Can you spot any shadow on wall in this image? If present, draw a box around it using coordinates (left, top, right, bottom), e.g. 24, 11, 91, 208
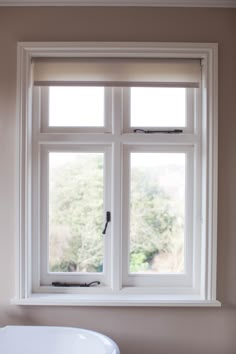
0, 305, 35, 327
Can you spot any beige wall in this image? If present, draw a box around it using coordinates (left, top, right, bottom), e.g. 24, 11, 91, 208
0, 7, 236, 354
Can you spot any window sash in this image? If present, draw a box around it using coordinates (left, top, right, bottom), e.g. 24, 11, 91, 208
39, 87, 112, 133
123, 87, 195, 133
32, 144, 112, 290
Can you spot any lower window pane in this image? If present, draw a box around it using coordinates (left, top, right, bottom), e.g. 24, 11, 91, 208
129, 152, 185, 274
48, 152, 104, 273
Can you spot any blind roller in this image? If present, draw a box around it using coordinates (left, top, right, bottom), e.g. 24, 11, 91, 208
33, 58, 201, 88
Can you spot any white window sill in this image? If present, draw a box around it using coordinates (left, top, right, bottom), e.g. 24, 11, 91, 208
11, 294, 221, 307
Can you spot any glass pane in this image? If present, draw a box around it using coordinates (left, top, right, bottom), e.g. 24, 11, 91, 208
49, 87, 104, 127
49, 152, 104, 273
129, 153, 185, 274
131, 87, 186, 127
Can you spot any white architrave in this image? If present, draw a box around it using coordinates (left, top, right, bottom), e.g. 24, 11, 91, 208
14, 42, 219, 306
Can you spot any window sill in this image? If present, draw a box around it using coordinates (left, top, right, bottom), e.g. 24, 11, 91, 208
11, 294, 221, 307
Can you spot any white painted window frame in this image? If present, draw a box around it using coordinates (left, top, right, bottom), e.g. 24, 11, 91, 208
31, 85, 113, 292
122, 145, 194, 289
37, 145, 112, 289
14, 42, 220, 306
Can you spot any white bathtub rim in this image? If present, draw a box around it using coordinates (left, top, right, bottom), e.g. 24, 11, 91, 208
0, 325, 120, 354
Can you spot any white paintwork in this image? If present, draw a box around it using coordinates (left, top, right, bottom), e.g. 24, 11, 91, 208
11, 294, 221, 306
0, 326, 120, 354
0, 0, 235, 6
16, 42, 218, 306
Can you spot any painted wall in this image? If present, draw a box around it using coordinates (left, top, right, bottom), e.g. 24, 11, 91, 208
0, 7, 236, 354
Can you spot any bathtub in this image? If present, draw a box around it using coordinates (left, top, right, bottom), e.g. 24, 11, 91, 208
0, 325, 120, 354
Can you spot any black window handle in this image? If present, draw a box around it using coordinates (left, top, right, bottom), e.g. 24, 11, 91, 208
134, 128, 183, 134
52, 281, 100, 287
102, 211, 111, 235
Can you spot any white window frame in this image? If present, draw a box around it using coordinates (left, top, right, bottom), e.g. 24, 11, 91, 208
37, 145, 112, 290
122, 145, 194, 289
33, 86, 198, 295
14, 42, 219, 306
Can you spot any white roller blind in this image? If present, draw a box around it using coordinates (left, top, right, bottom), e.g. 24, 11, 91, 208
33, 58, 201, 88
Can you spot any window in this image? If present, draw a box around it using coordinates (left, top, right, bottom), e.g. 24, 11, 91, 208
15, 42, 219, 306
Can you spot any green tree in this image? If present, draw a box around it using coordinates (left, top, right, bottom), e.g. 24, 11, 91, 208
49, 155, 184, 274
49, 153, 104, 272
130, 167, 183, 272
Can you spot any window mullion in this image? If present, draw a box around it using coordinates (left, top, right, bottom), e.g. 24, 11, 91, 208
122, 87, 130, 133
103, 147, 112, 288
104, 87, 112, 133
111, 88, 123, 292
121, 146, 130, 287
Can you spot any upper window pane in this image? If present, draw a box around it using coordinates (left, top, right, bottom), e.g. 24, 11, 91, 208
49, 87, 104, 127
131, 87, 186, 127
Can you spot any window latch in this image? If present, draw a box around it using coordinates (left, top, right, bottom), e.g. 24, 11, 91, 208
102, 211, 111, 235
134, 129, 183, 134
52, 281, 100, 287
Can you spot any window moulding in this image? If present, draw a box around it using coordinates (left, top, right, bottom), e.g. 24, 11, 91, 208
14, 42, 219, 307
